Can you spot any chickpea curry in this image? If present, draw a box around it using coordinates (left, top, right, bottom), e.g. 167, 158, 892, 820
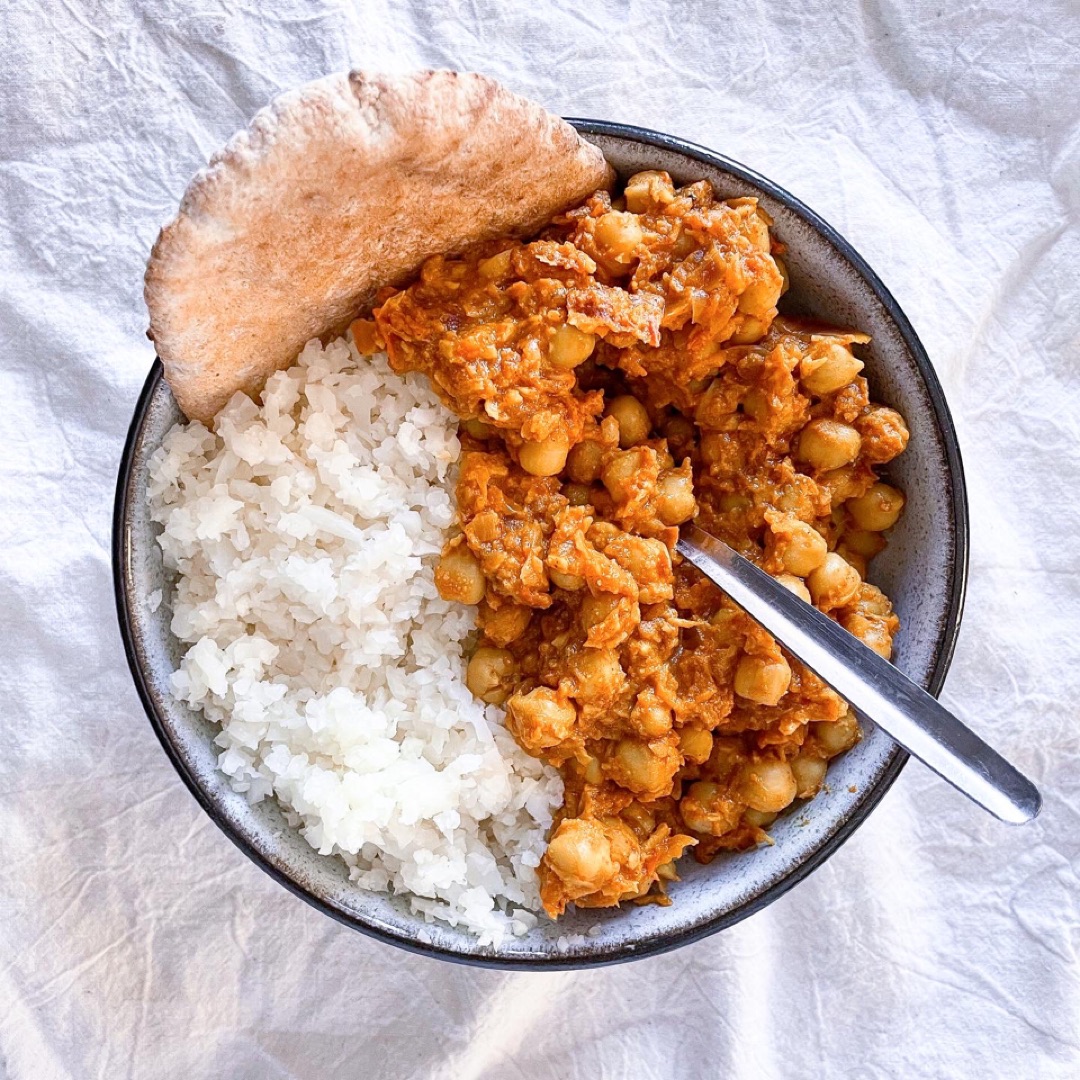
352, 170, 909, 918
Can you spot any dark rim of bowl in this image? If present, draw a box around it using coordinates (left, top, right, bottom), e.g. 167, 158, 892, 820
113, 119, 970, 970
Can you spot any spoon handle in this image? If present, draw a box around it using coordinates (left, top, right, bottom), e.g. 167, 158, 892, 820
676, 525, 1041, 824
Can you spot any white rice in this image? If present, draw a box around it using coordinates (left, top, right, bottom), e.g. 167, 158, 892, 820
147, 336, 563, 943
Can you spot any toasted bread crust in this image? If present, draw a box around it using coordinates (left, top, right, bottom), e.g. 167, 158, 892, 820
144, 70, 613, 423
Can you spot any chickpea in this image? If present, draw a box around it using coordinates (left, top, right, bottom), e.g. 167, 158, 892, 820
462, 417, 495, 439
847, 482, 905, 532
729, 315, 770, 345
610, 535, 670, 587
737, 268, 783, 317
700, 432, 733, 468
520, 432, 570, 477
465, 647, 517, 705
665, 230, 695, 258
480, 602, 531, 647
719, 492, 753, 515
624, 170, 675, 214
660, 410, 695, 449
545, 818, 617, 894
841, 550, 869, 579
581, 591, 621, 631
564, 482, 592, 507
478, 248, 512, 279
773, 476, 817, 517
680, 781, 741, 836
587, 521, 621, 547
807, 552, 861, 611
796, 419, 862, 471
791, 754, 828, 799
570, 648, 626, 700
595, 211, 644, 259
601, 450, 641, 502
605, 395, 652, 449
844, 612, 892, 657
583, 754, 604, 786
549, 323, 596, 370
734, 654, 792, 706
709, 607, 740, 634
550, 569, 585, 591
857, 406, 910, 465
609, 738, 679, 799
633, 696, 674, 738
774, 256, 790, 295
598, 816, 641, 872
664, 414, 695, 446
709, 736, 746, 781
656, 471, 696, 525
820, 465, 864, 509
744, 808, 779, 829
680, 782, 719, 833
741, 387, 770, 422
812, 710, 861, 757
506, 687, 577, 753
801, 343, 864, 395
776, 573, 812, 602
777, 518, 828, 576
434, 543, 485, 605
678, 725, 714, 765
736, 759, 797, 813
566, 440, 605, 484
742, 209, 771, 251
842, 552, 868, 578
622, 801, 657, 839
842, 527, 887, 559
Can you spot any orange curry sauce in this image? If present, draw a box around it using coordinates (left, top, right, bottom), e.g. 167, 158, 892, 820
352, 171, 909, 917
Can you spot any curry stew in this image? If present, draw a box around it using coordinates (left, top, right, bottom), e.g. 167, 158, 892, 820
353, 171, 909, 917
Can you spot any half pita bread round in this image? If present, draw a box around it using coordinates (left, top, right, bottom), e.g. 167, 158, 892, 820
145, 70, 614, 423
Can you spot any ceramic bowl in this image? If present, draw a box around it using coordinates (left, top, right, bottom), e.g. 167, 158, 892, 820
114, 120, 969, 968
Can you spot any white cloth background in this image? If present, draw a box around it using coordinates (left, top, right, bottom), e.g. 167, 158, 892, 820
2, 0, 1078, 1076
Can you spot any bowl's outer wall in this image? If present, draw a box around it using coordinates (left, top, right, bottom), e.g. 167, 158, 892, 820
114, 122, 969, 969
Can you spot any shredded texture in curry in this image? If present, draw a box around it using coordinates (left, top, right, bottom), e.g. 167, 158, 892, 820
354, 171, 909, 917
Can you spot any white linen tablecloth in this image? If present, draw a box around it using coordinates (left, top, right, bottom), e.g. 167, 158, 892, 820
2, 1, 1078, 1076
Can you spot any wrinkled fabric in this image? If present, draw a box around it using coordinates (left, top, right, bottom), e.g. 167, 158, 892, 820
1, 1, 1078, 1077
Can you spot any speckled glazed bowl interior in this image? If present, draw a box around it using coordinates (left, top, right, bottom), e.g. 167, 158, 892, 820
114, 121, 968, 969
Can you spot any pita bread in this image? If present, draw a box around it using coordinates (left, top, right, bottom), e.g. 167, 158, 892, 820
145, 70, 614, 423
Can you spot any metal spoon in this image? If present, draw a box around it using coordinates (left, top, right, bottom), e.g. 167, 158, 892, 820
676, 524, 1041, 824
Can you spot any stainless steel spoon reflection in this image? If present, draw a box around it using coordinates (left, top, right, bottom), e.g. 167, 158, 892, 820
677, 524, 1041, 824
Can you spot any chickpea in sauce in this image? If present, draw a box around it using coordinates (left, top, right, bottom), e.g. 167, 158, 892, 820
352, 171, 909, 917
